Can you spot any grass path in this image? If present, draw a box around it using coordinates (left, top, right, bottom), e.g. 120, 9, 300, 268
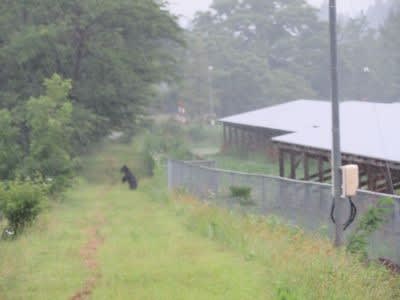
70, 187, 110, 300
0, 181, 273, 299
91, 186, 272, 300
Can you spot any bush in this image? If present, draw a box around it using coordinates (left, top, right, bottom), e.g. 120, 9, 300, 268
347, 197, 394, 259
142, 122, 193, 161
0, 180, 47, 235
229, 186, 254, 205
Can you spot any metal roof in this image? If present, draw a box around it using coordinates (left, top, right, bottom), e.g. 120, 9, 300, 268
220, 100, 400, 163
220, 100, 330, 132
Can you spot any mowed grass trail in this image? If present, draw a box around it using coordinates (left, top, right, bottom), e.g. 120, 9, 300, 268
92, 186, 271, 300
0, 143, 272, 300
0, 183, 271, 299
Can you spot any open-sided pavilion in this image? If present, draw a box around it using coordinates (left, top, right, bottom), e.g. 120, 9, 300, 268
220, 100, 400, 194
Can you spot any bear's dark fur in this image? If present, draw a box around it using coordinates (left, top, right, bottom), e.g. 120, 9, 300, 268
121, 165, 138, 190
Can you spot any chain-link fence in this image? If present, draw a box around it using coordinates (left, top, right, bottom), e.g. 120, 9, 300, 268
168, 159, 400, 263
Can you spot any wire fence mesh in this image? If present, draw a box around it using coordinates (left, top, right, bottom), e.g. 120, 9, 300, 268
168, 159, 400, 263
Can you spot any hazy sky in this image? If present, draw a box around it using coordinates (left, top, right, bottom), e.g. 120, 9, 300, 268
168, 0, 376, 23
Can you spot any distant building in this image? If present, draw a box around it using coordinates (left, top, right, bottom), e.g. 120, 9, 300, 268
220, 99, 400, 194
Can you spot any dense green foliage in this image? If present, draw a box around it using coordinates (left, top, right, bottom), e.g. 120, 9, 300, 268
229, 186, 253, 205
0, 0, 182, 143
347, 198, 394, 259
0, 180, 47, 235
23, 75, 76, 191
0, 75, 73, 234
0, 110, 22, 180
0, 75, 76, 193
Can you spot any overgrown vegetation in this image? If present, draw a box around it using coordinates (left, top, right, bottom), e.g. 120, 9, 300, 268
175, 190, 400, 300
347, 197, 394, 260
0, 75, 74, 236
229, 186, 254, 206
0, 180, 47, 236
140, 119, 194, 161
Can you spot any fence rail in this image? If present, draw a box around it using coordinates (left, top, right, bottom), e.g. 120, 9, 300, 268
168, 159, 400, 263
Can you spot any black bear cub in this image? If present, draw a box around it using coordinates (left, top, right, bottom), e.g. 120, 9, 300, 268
121, 165, 138, 190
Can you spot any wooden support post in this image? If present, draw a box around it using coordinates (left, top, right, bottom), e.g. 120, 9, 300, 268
304, 153, 310, 181
223, 124, 227, 147
228, 126, 232, 145
383, 167, 395, 194
234, 127, 239, 148
244, 129, 248, 150
290, 151, 297, 179
367, 165, 376, 191
318, 157, 324, 182
279, 149, 285, 177
241, 128, 246, 151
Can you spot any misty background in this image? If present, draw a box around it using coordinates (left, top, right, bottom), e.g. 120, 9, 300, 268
169, 0, 376, 25
159, 0, 400, 118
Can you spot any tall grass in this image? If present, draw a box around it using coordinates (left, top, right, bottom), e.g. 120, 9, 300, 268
170, 189, 400, 300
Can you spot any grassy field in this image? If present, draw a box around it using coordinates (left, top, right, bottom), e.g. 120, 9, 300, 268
0, 141, 399, 300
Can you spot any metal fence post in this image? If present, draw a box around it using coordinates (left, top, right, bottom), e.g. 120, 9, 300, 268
167, 160, 172, 191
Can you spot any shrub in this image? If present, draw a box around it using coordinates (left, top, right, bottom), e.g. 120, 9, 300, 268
142, 125, 193, 161
0, 180, 47, 235
347, 197, 394, 259
21, 74, 76, 193
229, 186, 254, 205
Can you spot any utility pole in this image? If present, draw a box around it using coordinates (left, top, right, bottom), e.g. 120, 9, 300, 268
329, 0, 346, 247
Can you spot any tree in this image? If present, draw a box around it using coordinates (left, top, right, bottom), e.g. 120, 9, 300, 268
0, 110, 22, 179
337, 16, 384, 101
0, 0, 183, 144
379, 7, 400, 100
179, 0, 328, 116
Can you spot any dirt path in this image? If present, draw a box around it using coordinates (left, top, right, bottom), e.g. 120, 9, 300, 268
70, 211, 106, 300
69, 182, 112, 300
70, 155, 117, 300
